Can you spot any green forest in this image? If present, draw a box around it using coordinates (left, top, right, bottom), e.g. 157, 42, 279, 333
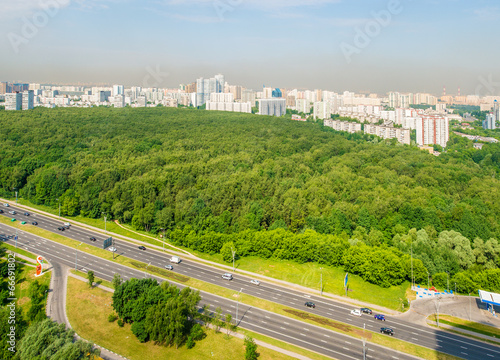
1, 107, 499, 291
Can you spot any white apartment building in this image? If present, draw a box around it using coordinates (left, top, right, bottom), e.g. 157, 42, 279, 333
313, 101, 331, 120
324, 119, 362, 133
415, 116, 449, 148
210, 93, 234, 103
364, 124, 411, 145
22, 90, 34, 110
259, 99, 286, 117
5, 92, 22, 110
206, 101, 252, 113
295, 99, 310, 114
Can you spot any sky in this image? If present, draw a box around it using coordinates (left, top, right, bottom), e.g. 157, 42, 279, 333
1, 0, 499, 95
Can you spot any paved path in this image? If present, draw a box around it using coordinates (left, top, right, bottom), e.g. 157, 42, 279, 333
396, 295, 500, 343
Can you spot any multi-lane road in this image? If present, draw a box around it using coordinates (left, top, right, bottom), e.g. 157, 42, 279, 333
1, 202, 500, 360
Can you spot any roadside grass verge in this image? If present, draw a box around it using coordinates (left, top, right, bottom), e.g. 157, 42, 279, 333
15, 260, 51, 318
5, 218, 462, 360
428, 314, 500, 339
71, 269, 115, 290
66, 276, 300, 360
5, 198, 411, 311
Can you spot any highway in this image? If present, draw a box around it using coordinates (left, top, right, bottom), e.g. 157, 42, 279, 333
0, 221, 419, 360
2, 202, 500, 360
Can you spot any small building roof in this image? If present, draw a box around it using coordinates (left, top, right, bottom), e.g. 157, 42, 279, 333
478, 290, 500, 306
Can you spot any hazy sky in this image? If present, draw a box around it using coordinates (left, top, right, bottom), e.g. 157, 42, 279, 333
1, 0, 499, 95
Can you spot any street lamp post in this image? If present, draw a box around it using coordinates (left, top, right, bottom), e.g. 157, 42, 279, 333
446, 272, 449, 293
435, 297, 441, 327
235, 288, 243, 326
75, 242, 82, 270
231, 247, 236, 272
363, 323, 366, 360
145, 262, 151, 278
411, 241, 414, 290
427, 271, 430, 289
160, 228, 166, 252
15, 227, 18, 248
15, 190, 18, 204
56, 198, 60, 218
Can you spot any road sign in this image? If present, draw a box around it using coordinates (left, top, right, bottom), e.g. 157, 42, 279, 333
103, 237, 113, 249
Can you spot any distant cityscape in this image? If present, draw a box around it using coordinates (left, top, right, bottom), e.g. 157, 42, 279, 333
1, 75, 499, 150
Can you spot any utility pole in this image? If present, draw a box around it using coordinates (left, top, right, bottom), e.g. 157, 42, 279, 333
75, 243, 82, 270
231, 247, 236, 272
235, 288, 243, 326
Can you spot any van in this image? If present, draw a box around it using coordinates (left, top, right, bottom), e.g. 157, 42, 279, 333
222, 273, 233, 280
170, 256, 181, 264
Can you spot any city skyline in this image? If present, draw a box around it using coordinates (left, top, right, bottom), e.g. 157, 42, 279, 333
1, 0, 500, 95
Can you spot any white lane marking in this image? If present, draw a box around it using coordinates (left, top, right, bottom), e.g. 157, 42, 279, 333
300, 333, 306, 337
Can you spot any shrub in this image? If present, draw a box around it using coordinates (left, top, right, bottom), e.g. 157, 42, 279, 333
108, 314, 117, 322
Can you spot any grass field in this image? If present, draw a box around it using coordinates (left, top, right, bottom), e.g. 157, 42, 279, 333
66, 276, 311, 360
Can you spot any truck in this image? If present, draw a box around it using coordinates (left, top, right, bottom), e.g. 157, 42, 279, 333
170, 256, 181, 264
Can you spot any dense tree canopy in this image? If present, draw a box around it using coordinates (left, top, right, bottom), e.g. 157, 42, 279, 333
1, 107, 499, 290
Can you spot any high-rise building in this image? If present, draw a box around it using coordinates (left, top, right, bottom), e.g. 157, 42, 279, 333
272, 88, 282, 98
196, 74, 224, 106
22, 90, 34, 110
241, 89, 256, 107
0, 82, 7, 94
262, 87, 273, 99
11, 83, 29, 92
313, 101, 331, 120
112, 85, 124, 96
258, 99, 286, 117
416, 116, 449, 148
494, 100, 499, 125
5, 92, 22, 110
483, 113, 496, 130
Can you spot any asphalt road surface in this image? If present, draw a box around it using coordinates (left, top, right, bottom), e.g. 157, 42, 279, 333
2, 203, 500, 360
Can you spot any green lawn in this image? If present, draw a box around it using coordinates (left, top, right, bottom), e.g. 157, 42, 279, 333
66, 276, 304, 360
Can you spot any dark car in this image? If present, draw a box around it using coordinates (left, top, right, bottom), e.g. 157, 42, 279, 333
305, 302, 316, 308
374, 314, 386, 321
0, 209, 3, 213
90, 237, 96, 242
57, 227, 64, 231
361, 308, 372, 314
24, 212, 30, 216
138, 246, 146, 250
32, 221, 38, 226
380, 327, 394, 336
63, 225, 70, 229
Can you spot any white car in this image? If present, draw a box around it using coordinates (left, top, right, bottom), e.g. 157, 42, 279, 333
3, 203, 9, 207
350, 309, 362, 316
64, 222, 71, 226
250, 279, 260, 286
108, 247, 117, 252
221, 273, 233, 280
